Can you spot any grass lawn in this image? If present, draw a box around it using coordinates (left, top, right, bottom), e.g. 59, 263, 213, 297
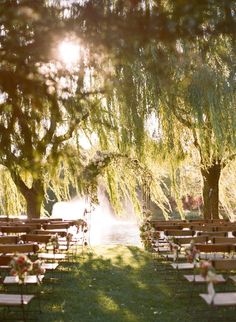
1, 245, 236, 321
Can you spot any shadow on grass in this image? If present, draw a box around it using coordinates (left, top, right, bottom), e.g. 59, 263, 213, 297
10, 245, 236, 322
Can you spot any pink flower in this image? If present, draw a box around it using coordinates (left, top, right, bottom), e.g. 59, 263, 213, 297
16, 256, 25, 265
200, 261, 213, 278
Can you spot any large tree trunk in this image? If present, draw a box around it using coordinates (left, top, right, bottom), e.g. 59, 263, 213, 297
200, 162, 221, 220
10, 171, 45, 219
21, 179, 45, 219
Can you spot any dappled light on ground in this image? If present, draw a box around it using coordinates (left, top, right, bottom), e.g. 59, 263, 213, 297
31, 245, 236, 322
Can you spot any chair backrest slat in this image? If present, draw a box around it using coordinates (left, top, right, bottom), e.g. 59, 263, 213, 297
0, 255, 12, 266
42, 223, 70, 230
21, 234, 52, 244
197, 231, 228, 237
195, 243, 232, 253
0, 243, 39, 254
0, 236, 19, 244
0, 226, 33, 234
216, 226, 236, 232
213, 237, 236, 244
165, 230, 195, 237
212, 259, 236, 271
34, 229, 67, 237
175, 236, 208, 245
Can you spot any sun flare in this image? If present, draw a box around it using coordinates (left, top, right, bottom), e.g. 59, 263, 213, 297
58, 40, 80, 66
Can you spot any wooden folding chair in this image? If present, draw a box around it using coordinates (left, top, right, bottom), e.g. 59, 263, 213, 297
0, 293, 35, 321
0, 244, 39, 257
195, 243, 232, 260
212, 259, 236, 283
0, 226, 34, 235
184, 259, 225, 284
184, 274, 225, 283
199, 258, 236, 307
21, 234, 52, 251
3, 275, 44, 286
200, 292, 236, 306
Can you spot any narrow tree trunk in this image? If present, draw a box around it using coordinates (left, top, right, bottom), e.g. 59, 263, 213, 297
201, 162, 221, 220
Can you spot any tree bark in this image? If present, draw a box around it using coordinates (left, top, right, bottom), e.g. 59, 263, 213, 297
20, 179, 45, 219
44, 188, 58, 217
200, 162, 221, 220
9, 171, 45, 219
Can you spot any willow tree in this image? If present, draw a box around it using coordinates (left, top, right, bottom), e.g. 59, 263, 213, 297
81, 0, 234, 220
108, 28, 236, 219
175, 39, 235, 219
0, 1, 116, 218
1, 0, 235, 219
0, 0, 159, 219
143, 36, 236, 219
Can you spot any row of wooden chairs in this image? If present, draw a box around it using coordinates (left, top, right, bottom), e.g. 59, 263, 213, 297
151, 218, 234, 234
0, 216, 89, 320
0, 224, 80, 321
0, 243, 58, 321
154, 230, 236, 308
0, 216, 63, 222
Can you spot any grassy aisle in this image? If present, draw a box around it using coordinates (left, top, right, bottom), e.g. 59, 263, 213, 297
3, 245, 236, 321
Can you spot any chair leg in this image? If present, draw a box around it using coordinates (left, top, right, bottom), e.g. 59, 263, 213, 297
20, 285, 27, 322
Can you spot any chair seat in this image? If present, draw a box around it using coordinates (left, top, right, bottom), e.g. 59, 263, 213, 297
0, 265, 10, 269
163, 254, 186, 260
200, 292, 236, 306
38, 253, 66, 260
154, 247, 169, 252
46, 245, 68, 251
171, 263, 199, 270
199, 254, 225, 260
184, 274, 225, 283
42, 263, 59, 270
3, 275, 44, 285
0, 294, 35, 306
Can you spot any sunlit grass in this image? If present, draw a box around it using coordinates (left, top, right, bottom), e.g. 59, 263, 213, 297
1, 245, 235, 321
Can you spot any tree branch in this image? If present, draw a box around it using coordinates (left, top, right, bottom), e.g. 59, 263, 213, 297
222, 153, 236, 168
8, 168, 30, 196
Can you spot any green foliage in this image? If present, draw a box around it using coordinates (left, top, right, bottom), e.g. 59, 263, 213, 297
0, 166, 26, 215
0, 1, 117, 216
139, 210, 156, 251
1, 0, 236, 219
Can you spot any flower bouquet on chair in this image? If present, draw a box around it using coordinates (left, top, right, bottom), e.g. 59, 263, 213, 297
185, 240, 200, 264
200, 260, 218, 302
50, 234, 59, 254
185, 240, 200, 280
31, 259, 46, 284
10, 253, 33, 284
167, 237, 180, 262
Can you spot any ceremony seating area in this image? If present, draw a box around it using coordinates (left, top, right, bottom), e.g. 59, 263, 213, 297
150, 218, 236, 310
0, 216, 88, 321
